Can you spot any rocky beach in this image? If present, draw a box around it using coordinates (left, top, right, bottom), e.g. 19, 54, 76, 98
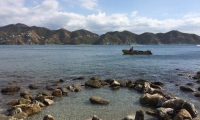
0, 71, 200, 120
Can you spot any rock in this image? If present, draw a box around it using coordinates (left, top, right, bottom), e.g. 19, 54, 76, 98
60, 79, 64, 82
152, 81, 164, 87
135, 84, 143, 92
145, 110, 157, 116
194, 91, 200, 97
40, 91, 52, 96
18, 98, 31, 105
44, 99, 54, 105
119, 81, 127, 87
92, 115, 101, 120
104, 78, 115, 84
73, 76, 85, 80
122, 115, 135, 120
110, 86, 120, 90
43, 114, 55, 120
89, 96, 109, 105
20, 90, 31, 97
35, 96, 55, 103
161, 98, 185, 110
90, 76, 98, 80
52, 89, 62, 97
139, 93, 164, 107
9, 107, 22, 116
126, 81, 134, 88
135, 110, 144, 120
85, 80, 101, 88
1, 85, 20, 93
180, 86, 195, 92
1, 112, 28, 120
198, 87, 200, 91
67, 85, 74, 91
58, 87, 69, 95
111, 80, 120, 87
182, 102, 198, 118
28, 84, 39, 89
156, 107, 174, 120
73, 85, 82, 92
186, 83, 194, 86
21, 104, 41, 116
46, 85, 54, 90
7, 99, 19, 106
173, 109, 192, 120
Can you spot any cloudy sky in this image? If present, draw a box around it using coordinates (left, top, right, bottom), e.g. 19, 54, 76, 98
1, 0, 200, 35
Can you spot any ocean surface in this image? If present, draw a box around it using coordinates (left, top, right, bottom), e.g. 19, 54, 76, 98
0, 45, 200, 120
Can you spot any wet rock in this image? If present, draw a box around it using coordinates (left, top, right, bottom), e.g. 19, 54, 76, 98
43, 114, 55, 120
104, 78, 115, 84
92, 115, 101, 120
21, 104, 41, 116
119, 81, 127, 87
28, 84, 39, 89
73, 76, 85, 80
90, 76, 98, 80
122, 115, 135, 120
156, 107, 174, 120
194, 91, 200, 97
85, 80, 101, 88
20, 90, 31, 97
40, 91, 52, 96
59, 79, 64, 82
18, 98, 31, 105
198, 87, 200, 91
186, 83, 194, 86
111, 86, 120, 90
135, 110, 144, 120
52, 89, 62, 97
0, 112, 28, 120
111, 80, 120, 87
44, 99, 54, 106
139, 93, 164, 107
89, 96, 109, 105
173, 109, 192, 120
145, 110, 157, 116
100, 81, 109, 86
135, 84, 143, 92
7, 99, 19, 106
35, 96, 55, 103
126, 81, 134, 88
161, 98, 185, 110
8, 107, 22, 116
152, 81, 164, 87
73, 85, 82, 92
58, 87, 69, 95
1, 85, 20, 93
182, 102, 198, 118
180, 86, 195, 92
46, 85, 54, 90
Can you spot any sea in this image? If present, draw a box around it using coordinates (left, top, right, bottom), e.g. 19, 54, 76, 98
0, 45, 200, 120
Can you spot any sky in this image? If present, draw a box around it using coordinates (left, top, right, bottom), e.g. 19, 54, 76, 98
0, 0, 200, 35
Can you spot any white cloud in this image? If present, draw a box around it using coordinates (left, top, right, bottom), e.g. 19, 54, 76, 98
79, 0, 97, 10
0, 0, 200, 35
131, 11, 138, 17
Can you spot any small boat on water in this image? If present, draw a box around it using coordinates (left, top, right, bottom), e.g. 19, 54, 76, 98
122, 49, 152, 55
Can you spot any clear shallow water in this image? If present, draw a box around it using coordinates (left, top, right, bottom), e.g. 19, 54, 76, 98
0, 45, 200, 119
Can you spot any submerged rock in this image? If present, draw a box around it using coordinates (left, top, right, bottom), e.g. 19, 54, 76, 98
43, 114, 55, 120
85, 80, 101, 88
1, 85, 20, 93
135, 110, 144, 120
89, 96, 109, 105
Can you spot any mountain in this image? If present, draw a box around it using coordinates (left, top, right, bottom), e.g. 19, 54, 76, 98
0, 23, 200, 45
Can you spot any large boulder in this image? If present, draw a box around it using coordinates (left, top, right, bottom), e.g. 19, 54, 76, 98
180, 86, 195, 92
140, 93, 164, 107
89, 96, 109, 105
21, 104, 41, 116
135, 110, 144, 120
85, 80, 101, 88
156, 107, 174, 120
1, 85, 20, 94
173, 109, 192, 120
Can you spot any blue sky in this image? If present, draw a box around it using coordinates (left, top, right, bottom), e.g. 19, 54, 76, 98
1, 0, 200, 35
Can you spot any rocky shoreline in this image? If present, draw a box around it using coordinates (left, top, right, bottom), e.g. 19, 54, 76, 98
0, 71, 200, 120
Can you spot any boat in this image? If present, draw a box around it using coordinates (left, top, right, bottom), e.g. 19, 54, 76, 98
122, 49, 152, 55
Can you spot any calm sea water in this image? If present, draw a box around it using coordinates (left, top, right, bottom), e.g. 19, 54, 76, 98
0, 45, 200, 119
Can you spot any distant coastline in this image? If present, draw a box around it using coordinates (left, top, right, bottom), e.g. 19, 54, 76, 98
0, 23, 200, 45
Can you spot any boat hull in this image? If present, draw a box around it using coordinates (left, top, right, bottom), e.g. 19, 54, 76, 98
122, 50, 152, 55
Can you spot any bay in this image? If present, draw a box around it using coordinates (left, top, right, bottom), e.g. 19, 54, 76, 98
0, 45, 200, 119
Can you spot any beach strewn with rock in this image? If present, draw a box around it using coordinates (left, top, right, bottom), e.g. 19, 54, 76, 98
0, 71, 200, 120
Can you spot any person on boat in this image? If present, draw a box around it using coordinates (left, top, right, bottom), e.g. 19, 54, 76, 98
129, 47, 133, 52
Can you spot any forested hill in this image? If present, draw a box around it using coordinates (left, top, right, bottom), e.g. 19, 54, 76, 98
0, 23, 200, 45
